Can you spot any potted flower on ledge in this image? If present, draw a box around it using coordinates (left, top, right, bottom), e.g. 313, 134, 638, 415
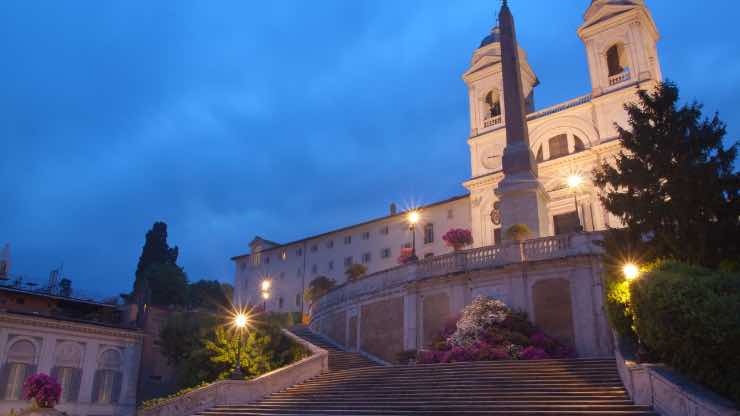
19, 373, 63, 416
442, 228, 474, 252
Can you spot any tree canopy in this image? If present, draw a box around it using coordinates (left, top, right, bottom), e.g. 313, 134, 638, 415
593, 81, 739, 267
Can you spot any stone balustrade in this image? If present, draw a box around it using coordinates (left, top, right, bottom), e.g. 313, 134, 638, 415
483, 115, 503, 128
608, 70, 631, 86
313, 232, 603, 313
136, 330, 328, 416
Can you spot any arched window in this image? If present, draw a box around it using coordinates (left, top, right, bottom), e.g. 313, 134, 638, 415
52, 342, 83, 403
573, 136, 586, 153
606, 44, 627, 77
548, 134, 569, 159
2, 340, 37, 400
91, 349, 123, 404
485, 91, 501, 118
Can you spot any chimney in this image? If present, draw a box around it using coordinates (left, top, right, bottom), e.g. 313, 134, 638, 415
389, 203, 397, 216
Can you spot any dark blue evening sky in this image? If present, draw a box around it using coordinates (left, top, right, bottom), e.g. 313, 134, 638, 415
1, 1, 738, 298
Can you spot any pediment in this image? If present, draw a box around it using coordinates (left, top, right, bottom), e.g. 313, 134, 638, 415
464, 54, 502, 79
582, 3, 640, 30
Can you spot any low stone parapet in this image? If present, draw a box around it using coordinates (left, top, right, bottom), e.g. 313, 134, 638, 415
137, 329, 328, 416
615, 336, 738, 416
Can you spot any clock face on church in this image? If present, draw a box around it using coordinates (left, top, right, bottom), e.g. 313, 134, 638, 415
480, 144, 504, 170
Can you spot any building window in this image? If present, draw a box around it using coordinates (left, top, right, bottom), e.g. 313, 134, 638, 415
380, 225, 389, 235
344, 236, 352, 245
606, 44, 626, 77
295, 293, 301, 307
344, 257, 353, 267
381, 248, 391, 259
362, 252, 371, 264
264, 256, 270, 264
92, 349, 123, 404
310, 244, 318, 253
447, 209, 454, 219
493, 228, 502, 246
280, 271, 285, 280
2, 340, 37, 400
423, 223, 434, 244
278, 297, 284, 309
553, 212, 581, 235
328, 260, 334, 271
296, 248, 303, 256
297, 268, 302, 277
548, 134, 569, 159
52, 342, 83, 403
311, 264, 318, 274
327, 240, 334, 249
485, 91, 501, 118
281, 251, 287, 261
574, 135, 586, 152
362, 231, 370, 240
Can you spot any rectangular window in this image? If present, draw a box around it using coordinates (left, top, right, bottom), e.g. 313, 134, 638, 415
310, 244, 318, 253
549, 134, 569, 159
344, 236, 352, 245
362, 252, 371, 264
311, 264, 318, 274
493, 228, 502, 246
344, 257, 353, 267
327, 240, 334, 248
553, 212, 581, 235
362, 231, 370, 240
380, 225, 389, 235
281, 250, 287, 261
297, 268, 302, 277
381, 248, 391, 258
264, 256, 270, 264
447, 209, 454, 219
328, 260, 334, 271
280, 271, 285, 280
296, 247, 303, 256
295, 293, 301, 307
423, 223, 434, 244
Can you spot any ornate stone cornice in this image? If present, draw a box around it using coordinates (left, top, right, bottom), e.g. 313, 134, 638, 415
0, 312, 143, 342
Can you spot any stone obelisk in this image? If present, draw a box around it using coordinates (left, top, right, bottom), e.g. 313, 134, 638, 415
495, 1, 550, 238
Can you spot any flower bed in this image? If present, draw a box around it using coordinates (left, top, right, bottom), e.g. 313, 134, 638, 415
418, 296, 573, 363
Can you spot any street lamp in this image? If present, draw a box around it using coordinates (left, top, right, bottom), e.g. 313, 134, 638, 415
407, 210, 420, 262
230, 312, 249, 380
622, 263, 639, 281
566, 174, 584, 232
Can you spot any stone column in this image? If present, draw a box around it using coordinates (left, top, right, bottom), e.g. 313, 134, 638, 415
403, 291, 418, 351
37, 334, 57, 374
78, 341, 100, 405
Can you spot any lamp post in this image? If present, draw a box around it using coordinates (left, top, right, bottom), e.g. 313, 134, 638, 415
261, 279, 271, 312
231, 313, 248, 380
407, 210, 420, 262
566, 174, 584, 232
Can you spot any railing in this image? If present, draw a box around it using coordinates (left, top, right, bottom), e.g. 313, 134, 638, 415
313, 232, 603, 314
483, 115, 503, 128
527, 93, 593, 121
609, 70, 631, 86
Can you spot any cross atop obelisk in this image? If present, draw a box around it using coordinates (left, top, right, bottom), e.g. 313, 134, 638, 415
495, 1, 551, 239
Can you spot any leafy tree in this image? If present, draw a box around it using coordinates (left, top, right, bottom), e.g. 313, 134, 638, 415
345, 264, 367, 282
303, 276, 336, 303
140, 263, 189, 307
134, 222, 179, 286
158, 311, 222, 389
593, 81, 739, 267
187, 280, 232, 311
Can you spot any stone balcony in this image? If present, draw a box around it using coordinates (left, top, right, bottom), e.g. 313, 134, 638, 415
609, 69, 631, 86
312, 232, 604, 313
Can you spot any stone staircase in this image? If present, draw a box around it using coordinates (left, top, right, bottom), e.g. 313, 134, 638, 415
289, 325, 379, 372
195, 328, 655, 415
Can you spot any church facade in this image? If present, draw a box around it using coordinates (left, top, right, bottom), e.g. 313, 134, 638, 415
233, 0, 662, 316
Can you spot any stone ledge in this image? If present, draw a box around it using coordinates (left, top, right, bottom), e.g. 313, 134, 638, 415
614, 335, 738, 416
137, 329, 328, 416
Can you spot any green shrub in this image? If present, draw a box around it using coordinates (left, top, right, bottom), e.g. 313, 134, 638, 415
630, 261, 740, 404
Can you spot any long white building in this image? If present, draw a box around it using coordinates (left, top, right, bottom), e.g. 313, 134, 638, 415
233, 0, 662, 314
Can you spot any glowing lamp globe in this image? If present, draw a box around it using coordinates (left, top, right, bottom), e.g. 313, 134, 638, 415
623, 263, 639, 281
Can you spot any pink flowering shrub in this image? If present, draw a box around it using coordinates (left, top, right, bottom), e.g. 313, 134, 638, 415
23, 373, 61, 408
442, 228, 474, 250
417, 296, 574, 364
397, 247, 414, 265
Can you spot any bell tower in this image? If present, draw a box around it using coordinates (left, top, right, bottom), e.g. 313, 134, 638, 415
463, 22, 538, 138
578, 0, 661, 97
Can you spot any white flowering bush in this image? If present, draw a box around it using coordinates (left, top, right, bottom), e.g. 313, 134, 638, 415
447, 295, 509, 347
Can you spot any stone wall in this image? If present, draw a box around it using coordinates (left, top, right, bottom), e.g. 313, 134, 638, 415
324, 310, 347, 348
532, 278, 575, 346
421, 292, 450, 346
360, 297, 404, 363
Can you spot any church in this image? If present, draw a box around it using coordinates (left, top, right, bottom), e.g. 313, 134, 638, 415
232, 0, 661, 358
